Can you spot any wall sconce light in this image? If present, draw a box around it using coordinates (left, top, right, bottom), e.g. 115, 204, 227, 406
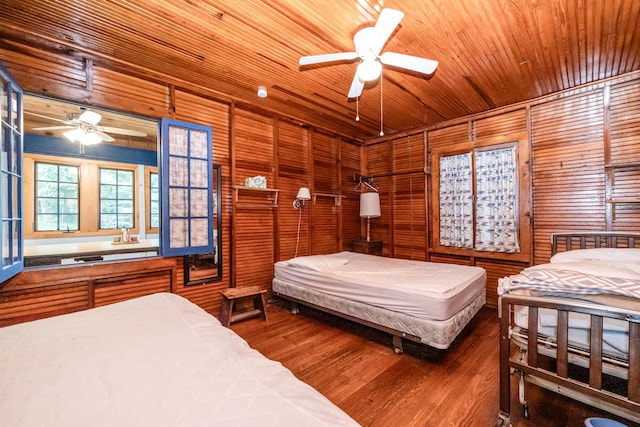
293, 187, 311, 209
360, 192, 381, 241
257, 86, 268, 98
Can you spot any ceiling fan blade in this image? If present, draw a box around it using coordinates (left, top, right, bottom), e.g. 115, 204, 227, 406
347, 72, 365, 99
78, 110, 102, 125
93, 130, 114, 143
31, 125, 75, 131
370, 8, 404, 56
99, 126, 148, 137
24, 111, 70, 124
299, 51, 358, 66
379, 52, 439, 75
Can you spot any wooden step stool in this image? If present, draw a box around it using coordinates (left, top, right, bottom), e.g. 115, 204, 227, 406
219, 286, 268, 327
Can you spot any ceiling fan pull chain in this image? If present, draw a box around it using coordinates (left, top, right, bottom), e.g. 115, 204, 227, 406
355, 86, 360, 122
379, 71, 384, 136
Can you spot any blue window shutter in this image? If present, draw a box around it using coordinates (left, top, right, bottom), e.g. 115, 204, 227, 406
0, 62, 24, 282
159, 118, 213, 257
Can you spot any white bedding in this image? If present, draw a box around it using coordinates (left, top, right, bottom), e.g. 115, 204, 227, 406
0, 292, 359, 427
274, 251, 486, 321
500, 252, 640, 358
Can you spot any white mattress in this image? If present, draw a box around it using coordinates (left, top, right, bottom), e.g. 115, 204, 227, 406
513, 305, 630, 357
272, 278, 485, 350
274, 251, 486, 321
0, 292, 359, 427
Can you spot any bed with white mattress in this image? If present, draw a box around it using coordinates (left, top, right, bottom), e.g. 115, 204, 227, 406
272, 251, 486, 353
0, 292, 359, 427
496, 232, 640, 426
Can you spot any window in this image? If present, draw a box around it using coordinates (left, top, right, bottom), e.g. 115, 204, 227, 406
160, 118, 213, 257
0, 63, 23, 282
149, 171, 159, 229
35, 162, 79, 231
24, 155, 144, 238
100, 168, 134, 229
438, 144, 520, 253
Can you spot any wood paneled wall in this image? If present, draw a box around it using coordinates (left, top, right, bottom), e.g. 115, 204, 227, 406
2, 40, 639, 321
0, 43, 359, 324
364, 71, 640, 308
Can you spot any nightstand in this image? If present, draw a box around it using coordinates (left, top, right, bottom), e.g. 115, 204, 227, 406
351, 240, 383, 256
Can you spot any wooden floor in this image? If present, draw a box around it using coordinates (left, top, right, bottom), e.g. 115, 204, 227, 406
231, 298, 635, 427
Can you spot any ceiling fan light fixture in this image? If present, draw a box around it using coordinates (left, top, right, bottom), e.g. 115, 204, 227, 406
357, 59, 382, 82
63, 127, 86, 142
63, 127, 103, 145
81, 132, 103, 145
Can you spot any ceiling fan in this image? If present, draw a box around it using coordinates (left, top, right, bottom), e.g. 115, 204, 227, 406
28, 109, 148, 145
299, 8, 438, 99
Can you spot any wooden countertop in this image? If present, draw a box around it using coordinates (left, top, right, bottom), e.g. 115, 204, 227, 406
24, 239, 159, 259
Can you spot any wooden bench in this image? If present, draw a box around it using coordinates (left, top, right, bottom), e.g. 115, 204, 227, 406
218, 286, 268, 327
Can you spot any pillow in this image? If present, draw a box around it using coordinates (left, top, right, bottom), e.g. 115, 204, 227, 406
550, 248, 640, 264
286, 255, 349, 271
526, 260, 640, 280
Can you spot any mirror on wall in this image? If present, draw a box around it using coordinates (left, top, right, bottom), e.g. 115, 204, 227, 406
22, 95, 160, 267
184, 164, 222, 285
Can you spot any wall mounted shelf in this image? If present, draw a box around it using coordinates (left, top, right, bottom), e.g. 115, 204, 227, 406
232, 186, 280, 209
313, 193, 345, 206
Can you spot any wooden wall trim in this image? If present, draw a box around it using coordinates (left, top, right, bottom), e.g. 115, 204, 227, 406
0, 257, 178, 293
0, 257, 179, 326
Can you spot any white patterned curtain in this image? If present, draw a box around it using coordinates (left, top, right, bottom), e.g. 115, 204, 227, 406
439, 153, 473, 248
474, 146, 520, 252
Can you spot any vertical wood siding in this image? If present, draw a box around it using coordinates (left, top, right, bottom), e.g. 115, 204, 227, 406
340, 143, 361, 249
312, 132, 341, 254
531, 91, 605, 263
608, 80, 640, 233
277, 122, 310, 259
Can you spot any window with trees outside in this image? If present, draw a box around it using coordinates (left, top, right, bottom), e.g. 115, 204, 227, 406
35, 162, 79, 232
99, 168, 134, 229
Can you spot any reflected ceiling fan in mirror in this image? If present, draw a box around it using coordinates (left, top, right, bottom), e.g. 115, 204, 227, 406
28, 109, 148, 145
299, 8, 439, 99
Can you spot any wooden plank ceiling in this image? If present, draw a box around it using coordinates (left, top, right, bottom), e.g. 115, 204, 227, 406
1, 0, 639, 142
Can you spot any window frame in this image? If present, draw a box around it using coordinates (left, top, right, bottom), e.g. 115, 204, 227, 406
98, 166, 135, 230
144, 166, 159, 234
0, 62, 23, 282
160, 118, 214, 257
24, 154, 141, 238
34, 161, 80, 232
431, 136, 531, 262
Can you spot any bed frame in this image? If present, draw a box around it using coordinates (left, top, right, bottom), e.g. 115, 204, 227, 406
496, 232, 640, 426
273, 261, 486, 354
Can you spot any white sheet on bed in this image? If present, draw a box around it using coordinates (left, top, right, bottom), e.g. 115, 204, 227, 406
502, 258, 640, 358
0, 293, 359, 427
274, 251, 486, 321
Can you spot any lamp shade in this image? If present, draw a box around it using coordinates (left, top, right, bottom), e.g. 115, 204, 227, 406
296, 187, 311, 201
360, 192, 381, 218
